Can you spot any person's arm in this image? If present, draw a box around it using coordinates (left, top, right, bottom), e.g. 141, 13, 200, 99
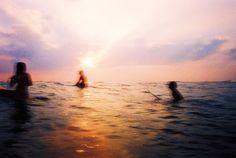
75, 77, 82, 86
78, 76, 82, 83
27, 74, 33, 86
9, 76, 16, 88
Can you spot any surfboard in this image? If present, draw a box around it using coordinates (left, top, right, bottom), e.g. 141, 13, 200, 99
0, 87, 15, 98
0, 86, 6, 90
147, 90, 161, 100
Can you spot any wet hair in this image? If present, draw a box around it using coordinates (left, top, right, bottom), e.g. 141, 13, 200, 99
169, 81, 177, 89
15, 62, 26, 76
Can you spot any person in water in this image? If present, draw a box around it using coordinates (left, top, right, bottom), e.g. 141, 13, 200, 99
75, 70, 88, 88
0, 62, 32, 100
168, 81, 184, 101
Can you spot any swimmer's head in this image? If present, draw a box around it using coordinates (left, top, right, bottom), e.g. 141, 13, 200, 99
168, 81, 177, 90
16, 62, 26, 76
79, 70, 84, 75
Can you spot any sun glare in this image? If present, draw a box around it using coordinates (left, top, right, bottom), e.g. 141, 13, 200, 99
80, 57, 95, 68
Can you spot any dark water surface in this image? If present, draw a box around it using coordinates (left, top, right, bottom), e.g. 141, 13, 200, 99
0, 81, 236, 158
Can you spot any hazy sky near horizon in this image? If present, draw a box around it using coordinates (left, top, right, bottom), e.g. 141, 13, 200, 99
0, 0, 236, 82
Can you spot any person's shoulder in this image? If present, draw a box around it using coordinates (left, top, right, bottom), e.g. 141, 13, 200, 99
24, 72, 31, 76
10, 75, 16, 79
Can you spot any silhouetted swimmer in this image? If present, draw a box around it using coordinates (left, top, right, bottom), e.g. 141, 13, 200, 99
75, 70, 88, 88
0, 62, 33, 100
168, 81, 184, 102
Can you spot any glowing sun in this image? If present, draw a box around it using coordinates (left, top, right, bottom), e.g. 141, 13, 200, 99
80, 57, 95, 68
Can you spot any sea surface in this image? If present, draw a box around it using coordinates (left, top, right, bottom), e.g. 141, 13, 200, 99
0, 81, 236, 158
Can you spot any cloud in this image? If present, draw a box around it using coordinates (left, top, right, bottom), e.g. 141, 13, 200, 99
189, 39, 226, 60
0, 25, 55, 71
0, 26, 42, 59
0, 57, 12, 73
0, 1, 85, 73
0, 24, 86, 72
227, 48, 236, 60
100, 37, 226, 67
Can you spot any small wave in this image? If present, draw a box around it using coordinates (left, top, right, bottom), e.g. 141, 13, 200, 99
109, 124, 118, 127
53, 82, 65, 86
67, 126, 90, 132
106, 134, 122, 139
113, 114, 122, 118
38, 84, 48, 88
47, 93, 56, 96
34, 96, 50, 101
124, 104, 136, 109
129, 125, 144, 130
120, 83, 131, 87
160, 115, 179, 119
145, 108, 158, 113
188, 111, 211, 118
70, 105, 95, 111
28, 103, 44, 107
161, 128, 185, 135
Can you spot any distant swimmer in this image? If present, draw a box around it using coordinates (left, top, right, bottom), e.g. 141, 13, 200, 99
75, 70, 88, 88
0, 62, 33, 100
168, 81, 184, 101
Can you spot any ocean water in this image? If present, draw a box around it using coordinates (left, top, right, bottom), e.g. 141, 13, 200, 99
0, 81, 236, 158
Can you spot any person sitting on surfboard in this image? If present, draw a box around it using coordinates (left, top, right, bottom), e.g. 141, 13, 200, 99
0, 62, 33, 100
75, 70, 88, 88
168, 81, 184, 101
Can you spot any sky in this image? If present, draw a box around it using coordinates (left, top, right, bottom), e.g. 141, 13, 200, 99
0, 0, 236, 82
